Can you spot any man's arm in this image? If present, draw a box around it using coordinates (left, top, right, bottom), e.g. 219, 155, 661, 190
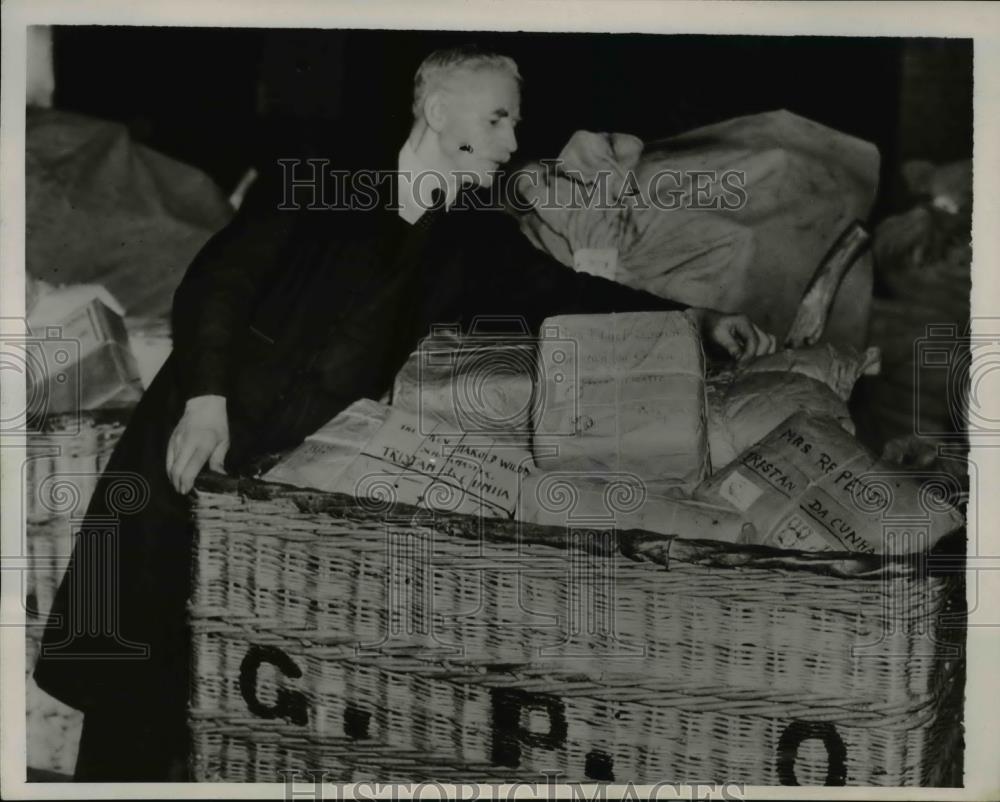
476, 210, 776, 360
477, 211, 686, 331
166, 178, 298, 493
171, 192, 296, 400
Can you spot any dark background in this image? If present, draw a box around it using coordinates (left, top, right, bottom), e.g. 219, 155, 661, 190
51, 27, 973, 217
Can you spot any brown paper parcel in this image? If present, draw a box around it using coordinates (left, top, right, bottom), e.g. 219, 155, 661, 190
518, 472, 748, 542
264, 398, 393, 491
391, 332, 535, 444
333, 412, 534, 519
27, 296, 144, 414
269, 401, 535, 520
696, 411, 963, 553
533, 311, 708, 487
705, 372, 854, 470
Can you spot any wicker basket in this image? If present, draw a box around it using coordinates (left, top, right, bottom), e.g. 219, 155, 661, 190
189, 475, 965, 786
25, 410, 129, 524
24, 410, 129, 624
22, 410, 130, 778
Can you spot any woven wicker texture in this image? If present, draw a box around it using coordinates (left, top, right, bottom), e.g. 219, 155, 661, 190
190, 622, 964, 785
24, 412, 128, 622
190, 476, 965, 785
25, 415, 124, 522
22, 412, 128, 776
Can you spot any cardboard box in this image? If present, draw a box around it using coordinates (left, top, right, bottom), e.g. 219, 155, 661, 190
28, 298, 143, 415
125, 316, 173, 389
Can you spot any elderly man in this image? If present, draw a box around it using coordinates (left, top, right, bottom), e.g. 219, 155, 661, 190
36, 45, 775, 781
164, 47, 772, 493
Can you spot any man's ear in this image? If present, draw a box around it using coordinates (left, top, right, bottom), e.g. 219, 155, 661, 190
423, 89, 450, 134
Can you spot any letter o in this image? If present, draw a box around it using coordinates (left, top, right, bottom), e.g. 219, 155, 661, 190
776, 720, 847, 786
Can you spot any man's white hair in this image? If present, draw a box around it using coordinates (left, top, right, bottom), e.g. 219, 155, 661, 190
412, 45, 521, 120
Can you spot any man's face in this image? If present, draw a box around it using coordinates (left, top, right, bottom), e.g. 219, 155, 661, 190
436, 68, 520, 188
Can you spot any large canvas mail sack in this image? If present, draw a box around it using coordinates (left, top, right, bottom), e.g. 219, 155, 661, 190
391, 331, 535, 444
27, 108, 232, 317
696, 412, 964, 554
533, 311, 708, 488
514, 111, 878, 347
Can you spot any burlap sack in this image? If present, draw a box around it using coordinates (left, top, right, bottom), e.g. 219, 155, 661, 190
705, 344, 881, 469
27, 108, 232, 317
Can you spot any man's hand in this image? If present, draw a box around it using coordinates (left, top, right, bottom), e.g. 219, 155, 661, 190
166, 394, 229, 495
690, 307, 777, 363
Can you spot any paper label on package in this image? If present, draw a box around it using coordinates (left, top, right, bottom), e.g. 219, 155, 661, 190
718, 470, 764, 512
768, 510, 835, 551
573, 248, 619, 281
335, 409, 534, 518
790, 488, 878, 554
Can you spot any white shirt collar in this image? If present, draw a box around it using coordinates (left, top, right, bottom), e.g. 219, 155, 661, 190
397, 140, 459, 224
